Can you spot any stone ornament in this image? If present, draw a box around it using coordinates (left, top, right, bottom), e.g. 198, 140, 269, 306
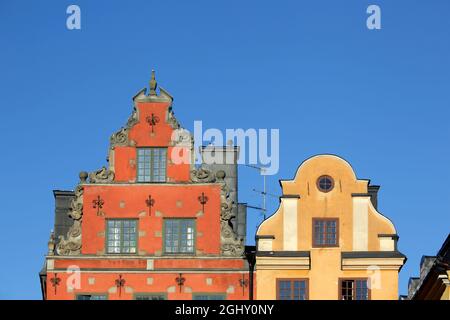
127, 107, 139, 128
56, 185, 84, 255
47, 231, 55, 256
167, 109, 180, 129
110, 127, 129, 147
88, 167, 115, 183
190, 167, 244, 256
190, 167, 216, 183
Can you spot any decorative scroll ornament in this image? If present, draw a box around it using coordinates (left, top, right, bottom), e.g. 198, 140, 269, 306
56, 185, 84, 255
110, 127, 129, 147
190, 167, 216, 183
88, 166, 115, 183
68, 184, 84, 220
109, 106, 139, 149
167, 109, 180, 129
126, 107, 139, 128
190, 167, 244, 256
47, 231, 55, 256
218, 172, 245, 256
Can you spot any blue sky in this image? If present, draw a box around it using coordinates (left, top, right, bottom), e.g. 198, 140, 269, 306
0, 0, 449, 299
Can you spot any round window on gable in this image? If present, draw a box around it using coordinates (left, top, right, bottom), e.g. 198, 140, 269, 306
317, 175, 334, 193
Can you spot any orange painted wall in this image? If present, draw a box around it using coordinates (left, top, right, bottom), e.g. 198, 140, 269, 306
82, 184, 222, 255
53, 259, 246, 270
46, 272, 252, 300
112, 101, 191, 183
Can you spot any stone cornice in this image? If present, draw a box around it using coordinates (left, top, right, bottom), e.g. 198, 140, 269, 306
255, 256, 310, 270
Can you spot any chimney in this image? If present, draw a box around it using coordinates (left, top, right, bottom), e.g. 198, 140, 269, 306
368, 185, 380, 210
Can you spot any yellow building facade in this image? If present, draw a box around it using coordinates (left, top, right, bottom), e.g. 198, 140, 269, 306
255, 155, 406, 300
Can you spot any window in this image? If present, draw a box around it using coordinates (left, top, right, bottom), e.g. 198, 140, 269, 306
106, 219, 137, 254
164, 219, 195, 254
313, 218, 338, 247
317, 175, 334, 192
76, 294, 107, 300
277, 279, 308, 300
137, 148, 167, 182
340, 279, 370, 300
193, 294, 226, 300
135, 294, 166, 300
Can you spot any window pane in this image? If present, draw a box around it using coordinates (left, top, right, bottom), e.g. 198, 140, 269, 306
135, 295, 165, 300
164, 219, 195, 254
341, 280, 354, 300
193, 295, 225, 300
77, 295, 107, 300
355, 280, 369, 300
278, 280, 292, 300
107, 219, 137, 254
314, 219, 337, 246
137, 148, 167, 182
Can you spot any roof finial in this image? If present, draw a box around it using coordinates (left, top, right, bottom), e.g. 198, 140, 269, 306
149, 69, 157, 96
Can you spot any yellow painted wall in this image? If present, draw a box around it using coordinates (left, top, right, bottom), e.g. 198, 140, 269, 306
256, 155, 404, 300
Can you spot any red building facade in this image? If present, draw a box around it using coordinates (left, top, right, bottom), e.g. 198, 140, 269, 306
40, 72, 252, 300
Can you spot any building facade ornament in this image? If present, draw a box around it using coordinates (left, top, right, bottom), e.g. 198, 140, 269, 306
109, 106, 140, 149
190, 167, 216, 183
56, 185, 84, 255
88, 167, 115, 184
217, 172, 244, 256
127, 106, 139, 128
110, 127, 129, 147
167, 108, 180, 129
190, 167, 244, 256
149, 70, 157, 96
47, 231, 55, 256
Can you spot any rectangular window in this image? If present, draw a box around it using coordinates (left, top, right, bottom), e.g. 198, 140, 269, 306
340, 279, 369, 300
137, 148, 167, 182
76, 294, 107, 300
193, 294, 226, 300
313, 218, 338, 247
164, 219, 195, 254
277, 279, 308, 300
106, 219, 137, 254
134, 294, 166, 300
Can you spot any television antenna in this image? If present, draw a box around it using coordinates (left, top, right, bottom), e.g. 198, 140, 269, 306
244, 164, 279, 220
